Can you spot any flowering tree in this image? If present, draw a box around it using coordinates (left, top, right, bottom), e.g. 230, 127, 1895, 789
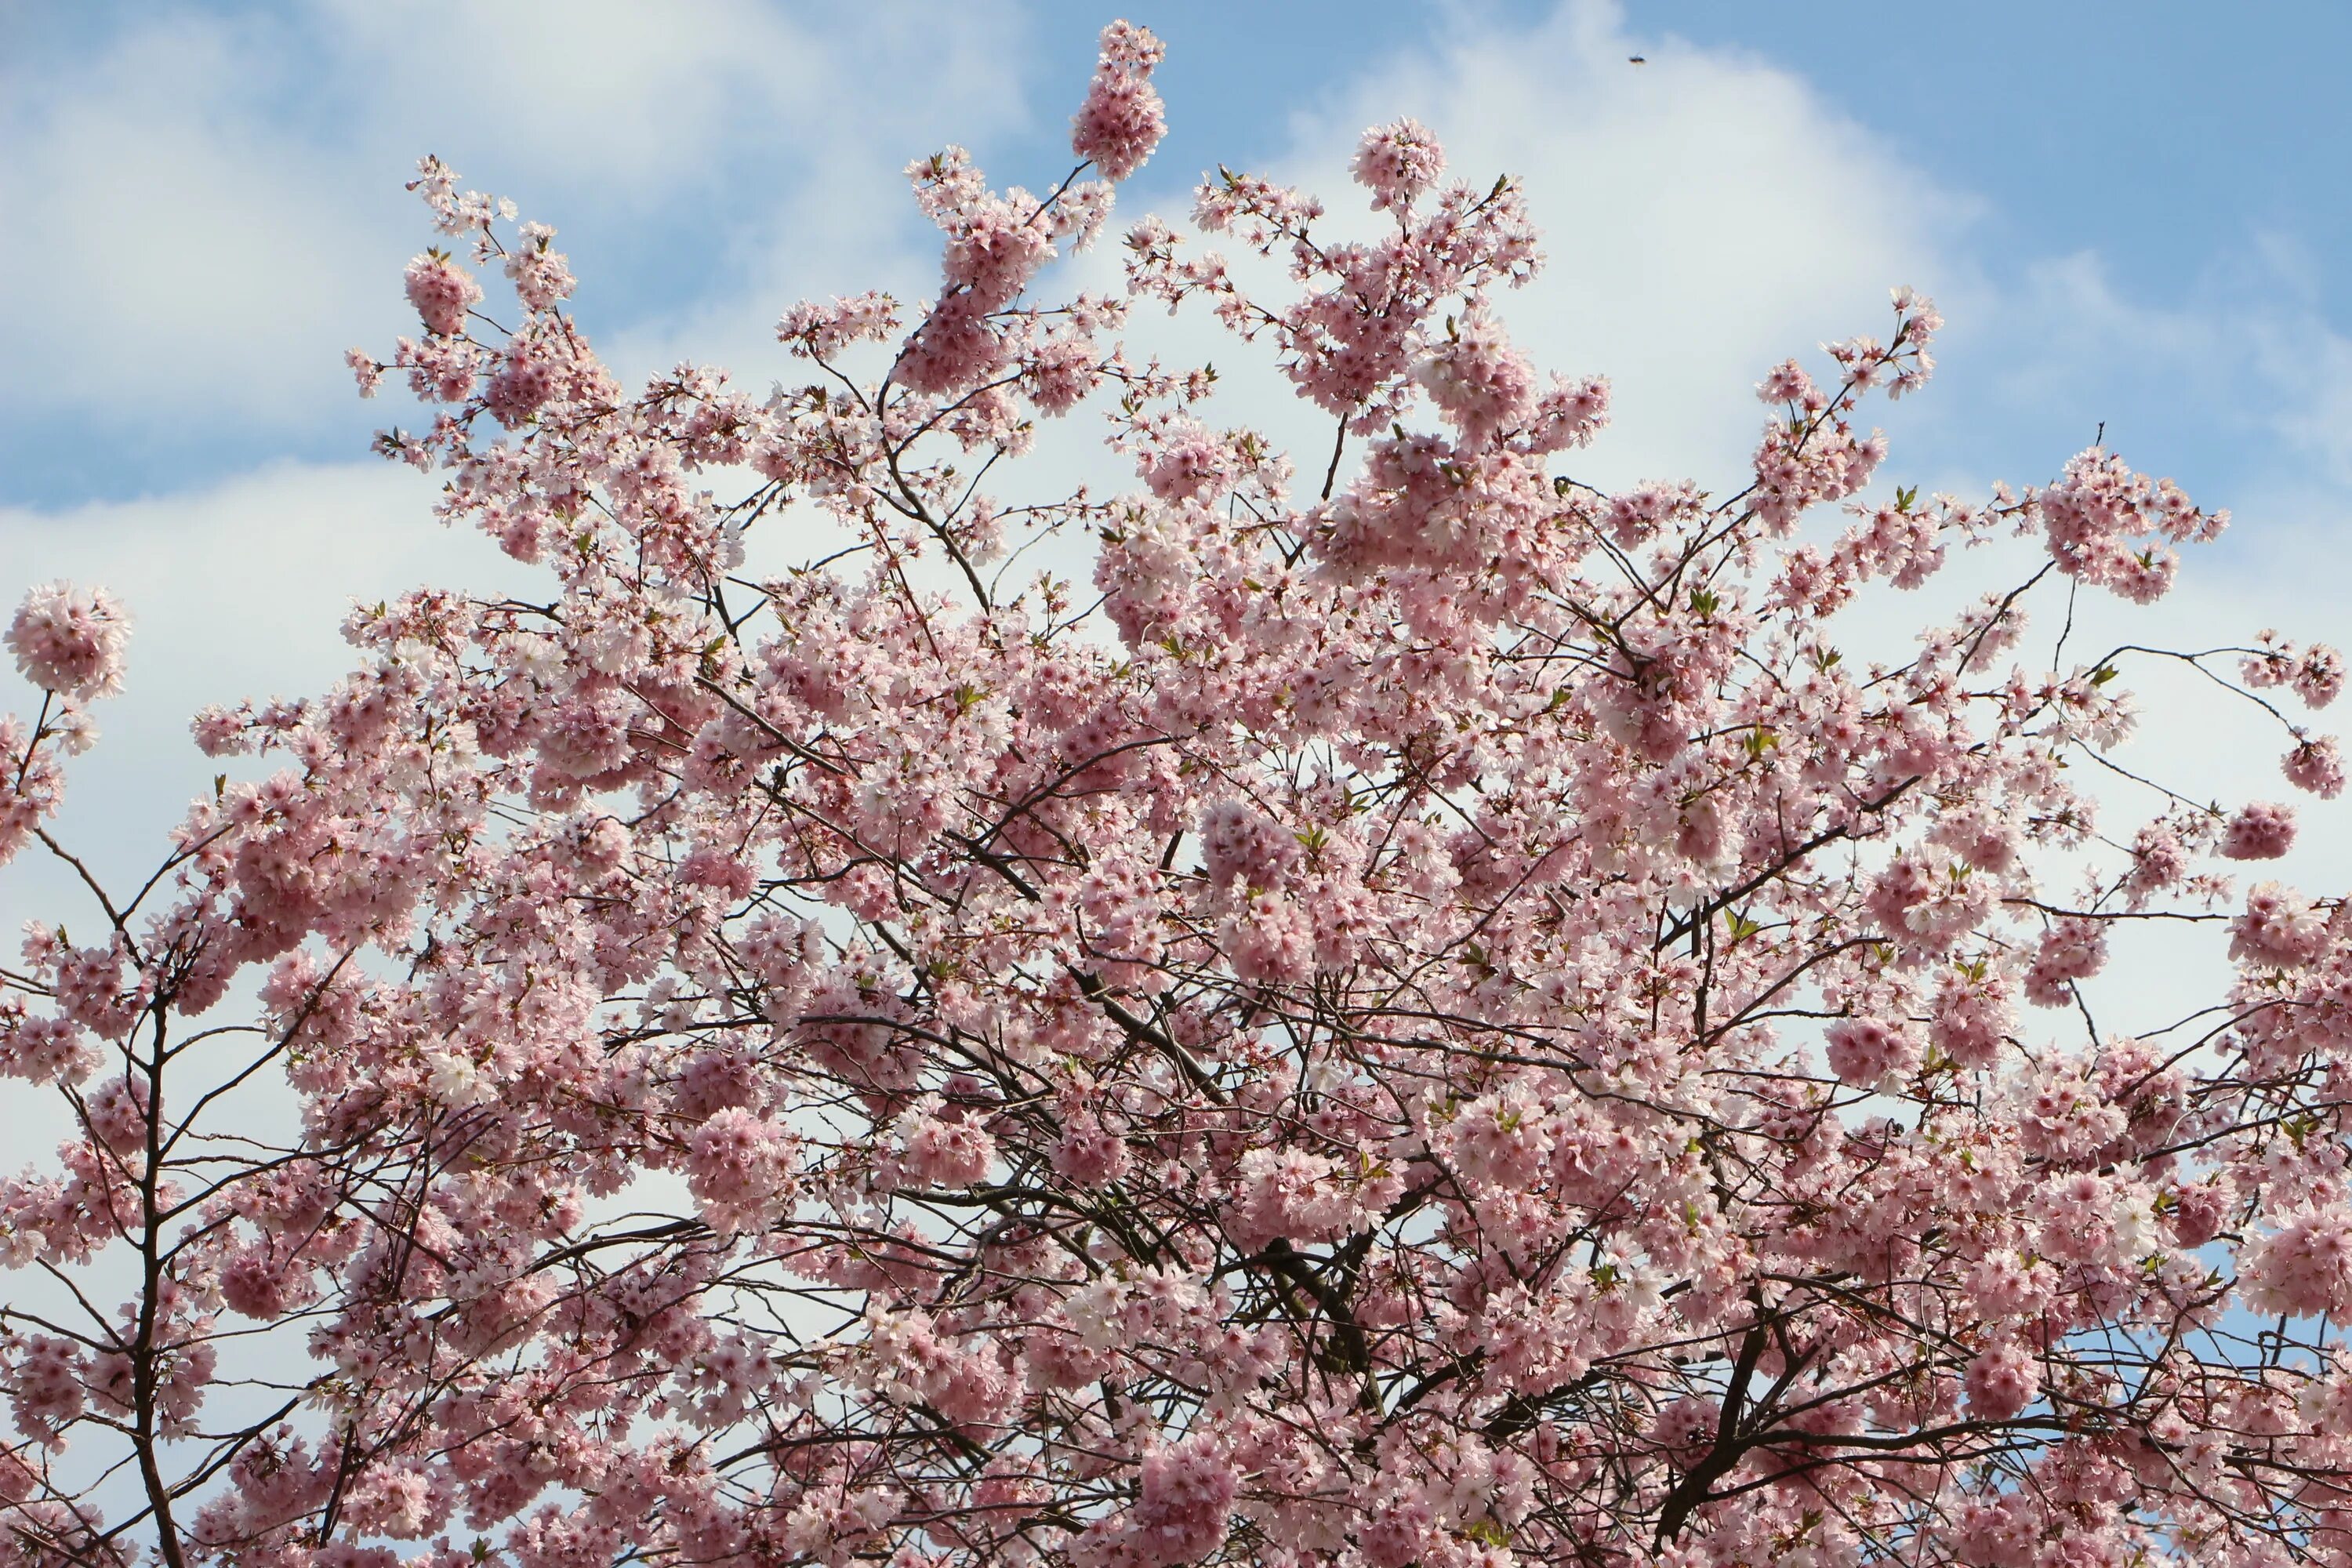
8, 22, 2352, 1568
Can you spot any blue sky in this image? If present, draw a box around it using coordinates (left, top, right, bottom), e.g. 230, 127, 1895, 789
13, 1, 2352, 521
9, 0, 2352, 523
2, 0, 2348, 990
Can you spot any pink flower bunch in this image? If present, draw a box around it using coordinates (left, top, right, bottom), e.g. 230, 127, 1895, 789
1414, 309, 1538, 445
0, 1008, 94, 1085
2032, 445, 2226, 602
682, 1107, 800, 1236
2241, 1205, 2352, 1319
1823, 1015, 1921, 1085
2024, 916, 2107, 1007
1069, 20, 1167, 183
2221, 799, 2298, 860
2241, 630, 2346, 709
402, 250, 481, 336
7, 581, 128, 699
1074, 1439, 1238, 1566
1351, 118, 1447, 211
1197, 798, 1300, 890
894, 1102, 996, 1189
2282, 733, 2347, 797
776, 290, 901, 359
1962, 1338, 2042, 1421
2231, 880, 2332, 968
503, 220, 575, 310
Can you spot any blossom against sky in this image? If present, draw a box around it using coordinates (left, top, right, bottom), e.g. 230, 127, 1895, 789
9, 1, 2352, 512
2, 0, 2347, 920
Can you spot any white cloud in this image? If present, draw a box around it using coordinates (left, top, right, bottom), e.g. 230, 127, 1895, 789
927, 0, 1987, 596
0, 459, 533, 930
0, 14, 387, 423
1242, 0, 1980, 485
0, 1, 1032, 437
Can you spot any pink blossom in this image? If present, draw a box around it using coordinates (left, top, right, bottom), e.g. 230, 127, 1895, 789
777, 290, 902, 359
1078, 1439, 1236, 1566
1758, 358, 1817, 405
1824, 1016, 1922, 1085
8, 582, 128, 699
0, 35, 2345, 1568
1138, 423, 1236, 502
1647, 1395, 1719, 1465
2220, 800, 2297, 860
682, 1109, 799, 1236
8, 1337, 85, 1446
2033, 446, 2221, 601
1022, 325, 1102, 414
485, 344, 557, 427
2024, 917, 2107, 1007
0, 1011, 95, 1085
2241, 1207, 2352, 1319
2122, 821, 2190, 905
1414, 310, 1537, 445
503, 221, 575, 310
2296, 643, 2346, 708
346, 347, 383, 397
1069, 21, 1166, 183
1930, 967, 2014, 1069
403, 251, 481, 336
895, 1105, 996, 1189
1050, 1111, 1133, 1187
2282, 734, 2346, 797
1962, 1339, 2042, 1421
82, 1076, 149, 1156
219, 1248, 296, 1321
1221, 888, 1315, 983
1198, 798, 1298, 889
1351, 118, 1446, 211
2230, 881, 2331, 968
1229, 1145, 1356, 1250
1526, 372, 1611, 452
0, 717, 67, 867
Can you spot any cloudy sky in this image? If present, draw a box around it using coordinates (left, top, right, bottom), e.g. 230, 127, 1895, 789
2, 0, 2348, 1017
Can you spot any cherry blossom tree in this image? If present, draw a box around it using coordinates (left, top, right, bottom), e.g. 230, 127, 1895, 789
8, 22, 2352, 1568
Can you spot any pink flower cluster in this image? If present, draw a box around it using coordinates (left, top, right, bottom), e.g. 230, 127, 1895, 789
1069, 20, 1167, 183
2243, 630, 2345, 708
2221, 799, 2298, 860
1351, 118, 1446, 211
1075, 1439, 1238, 1566
6, 581, 127, 699
1962, 1338, 2042, 1421
1823, 1015, 1920, 1085
2032, 445, 2226, 603
2241, 1206, 2352, 1319
682, 1108, 800, 1236
403, 250, 481, 336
